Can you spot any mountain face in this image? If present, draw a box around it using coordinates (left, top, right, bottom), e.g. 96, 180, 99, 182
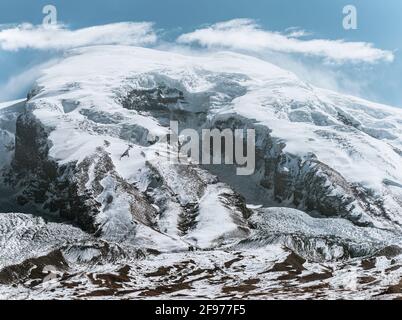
1, 46, 402, 299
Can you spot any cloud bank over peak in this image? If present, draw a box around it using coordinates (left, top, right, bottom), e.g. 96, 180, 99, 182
0, 19, 397, 105
177, 19, 394, 64
0, 22, 157, 51
0, 19, 394, 65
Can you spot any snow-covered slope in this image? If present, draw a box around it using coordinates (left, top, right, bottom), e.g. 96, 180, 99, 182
1, 45, 402, 299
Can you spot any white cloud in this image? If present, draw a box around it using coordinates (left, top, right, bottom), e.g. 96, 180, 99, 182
284, 27, 312, 38
177, 19, 394, 64
0, 22, 157, 51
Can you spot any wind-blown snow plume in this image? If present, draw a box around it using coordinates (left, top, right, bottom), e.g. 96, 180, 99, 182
177, 19, 394, 64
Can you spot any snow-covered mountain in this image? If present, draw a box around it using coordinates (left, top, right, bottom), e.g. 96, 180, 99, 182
1, 46, 402, 299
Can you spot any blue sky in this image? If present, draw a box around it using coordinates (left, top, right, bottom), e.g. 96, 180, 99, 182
0, 0, 401, 107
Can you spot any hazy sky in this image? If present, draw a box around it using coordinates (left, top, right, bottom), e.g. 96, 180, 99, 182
0, 0, 401, 107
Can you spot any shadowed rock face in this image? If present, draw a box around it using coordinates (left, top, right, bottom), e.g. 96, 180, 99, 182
1, 111, 97, 232
3, 109, 157, 234
13, 112, 54, 174
200, 116, 376, 227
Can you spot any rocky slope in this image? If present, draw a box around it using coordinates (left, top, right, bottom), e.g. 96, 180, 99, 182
1, 212, 402, 300
0, 46, 402, 299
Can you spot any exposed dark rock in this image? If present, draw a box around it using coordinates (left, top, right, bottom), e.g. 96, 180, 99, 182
268, 251, 306, 274
0, 250, 68, 286
210, 116, 374, 226
374, 245, 402, 259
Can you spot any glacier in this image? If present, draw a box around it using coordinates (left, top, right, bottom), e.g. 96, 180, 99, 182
1, 45, 402, 299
